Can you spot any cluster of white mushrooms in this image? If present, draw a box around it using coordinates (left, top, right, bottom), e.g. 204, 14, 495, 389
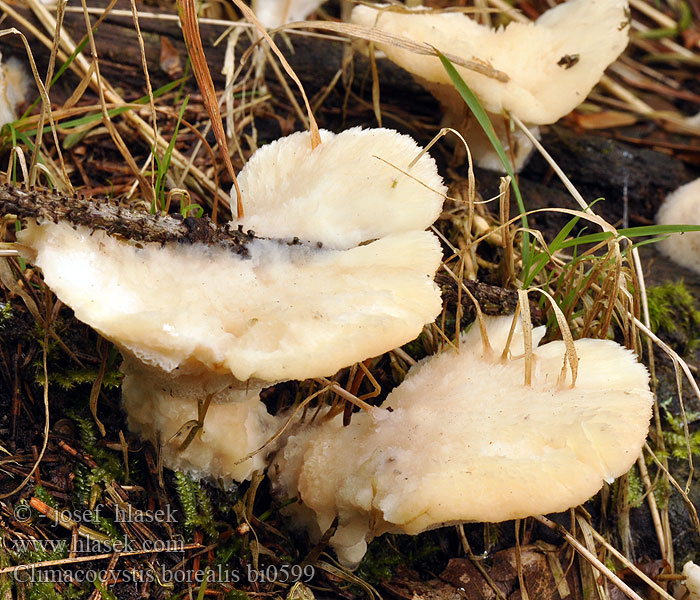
6, 0, 665, 569
14, 123, 655, 567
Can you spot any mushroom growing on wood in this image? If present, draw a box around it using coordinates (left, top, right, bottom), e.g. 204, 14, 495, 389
0, 52, 29, 128
272, 315, 654, 566
351, 0, 629, 171
655, 177, 700, 276
254, 0, 324, 28
121, 358, 279, 482
683, 562, 700, 600
3, 126, 446, 482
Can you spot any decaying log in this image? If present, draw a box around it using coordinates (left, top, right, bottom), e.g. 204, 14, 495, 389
0, 184, 539, 317
0, 184, 253, 252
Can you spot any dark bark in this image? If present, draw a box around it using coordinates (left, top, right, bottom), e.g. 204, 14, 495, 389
0, 184, 253, 252
435, 272, 543, 321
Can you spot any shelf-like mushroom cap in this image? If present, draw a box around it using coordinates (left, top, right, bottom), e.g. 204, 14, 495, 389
234, 128, 445, 250
273, 315, 654, 566
122, 357, 279, 482
655, 177, 700, 276
684, 562, 700, 600
351, 0, 629, 125
15, 128, 444, 381
0, 54, 29, 128
254, 0, 324, 28
18, 221, 442, 381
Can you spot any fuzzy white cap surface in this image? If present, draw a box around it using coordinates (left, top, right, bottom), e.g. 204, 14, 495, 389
0, 54, 29, 128
122, 357, 280, 482
655, 177, 700, 276
684, 562, 700, 600
273, 315, 654, 566
351, 0, 629, 125
254, 0, 324, 28
18, 221, 442, 381
234, 128, 446, 249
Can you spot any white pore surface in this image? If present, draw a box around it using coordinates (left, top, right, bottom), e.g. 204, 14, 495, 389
351, 0, 629, 125
19, 221, 442, 381
255, 0, 324, 28
122, 358, 280, 482
655, 177, 700, 276
0, 55, 29, 128
684, 562, 700, 600
273, 315, 653, 566
234, 128, 446, 249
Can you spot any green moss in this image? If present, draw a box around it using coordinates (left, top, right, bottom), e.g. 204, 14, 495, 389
224, 591, 252, 600
626, 465, 645, 509
653, 476, 670, 510
646, 281, 700, 355
356, 537, 404, 585
33, 485, 59, 509
0, 302, 12, 330
662, 405, 700, 461
66, 410, 125, 507
356, 532, 443, 586
39, 367, 123, 390
174, 472, 218, 539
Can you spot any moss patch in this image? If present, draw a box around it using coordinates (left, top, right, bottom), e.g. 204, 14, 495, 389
647, 281, 700, 356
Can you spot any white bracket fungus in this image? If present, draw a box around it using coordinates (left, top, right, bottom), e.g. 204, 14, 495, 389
122, 358, 279, 482
7, 126, 446, 482
655, 177, 700, 276
0, 52, 29, 128
351, 0, 629, 171
15, 127, 445, 382
684, 562, 700, 600
271, 315, 654, 567
254, 0, 324, 28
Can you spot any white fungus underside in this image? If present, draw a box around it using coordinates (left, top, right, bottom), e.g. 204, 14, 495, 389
684, 562, 700, 600
18, 221, 442, 381
122, 359, 280, 482
274, 316, 653, 566
0, 55, 29, 128
234, 128, 446, 249
655, 177, 700, 276
254, 0, 324, 28
351, 0, 629, 125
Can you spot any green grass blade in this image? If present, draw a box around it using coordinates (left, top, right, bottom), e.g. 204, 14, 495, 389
20, 78, 186, 140
436, 51, 531, 275
153, 95, 189, 213
557, 224, 700, 251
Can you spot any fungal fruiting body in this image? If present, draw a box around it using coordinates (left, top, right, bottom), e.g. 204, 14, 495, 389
351, 0, 629, 171
233, 128, 445, 249
684, 562, 700, 600
0, 53, 29, 128
655, 177, 700, 276
122, 358, 280, 482
10, 126, 446, 482
254, 0, 324, 28
272, 315, 654, 566
18, 221, 442, 382
17, 128, 444, 382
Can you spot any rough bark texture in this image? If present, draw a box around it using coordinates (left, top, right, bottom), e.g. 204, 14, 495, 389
0, 184, 254, 252
435, 272, 543, 321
